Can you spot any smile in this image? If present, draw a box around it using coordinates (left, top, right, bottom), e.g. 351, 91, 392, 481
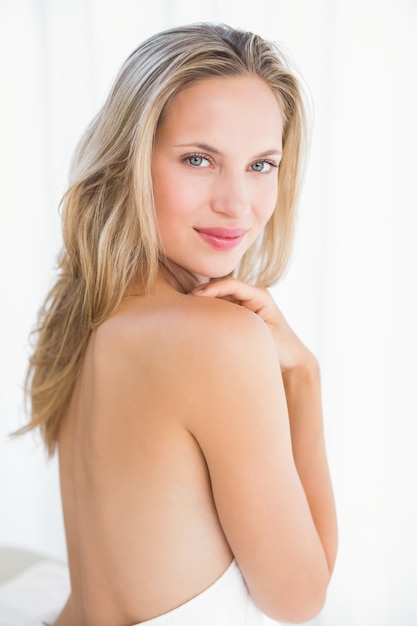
194, 227, 247, 251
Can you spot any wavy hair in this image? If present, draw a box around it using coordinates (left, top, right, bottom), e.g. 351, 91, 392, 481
20, 22, 308, 454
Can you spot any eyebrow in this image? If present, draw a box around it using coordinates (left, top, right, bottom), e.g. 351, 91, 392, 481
174, 143, 282, 159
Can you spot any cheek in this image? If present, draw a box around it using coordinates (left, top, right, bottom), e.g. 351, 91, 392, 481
153, 181, 193, 236
153, 170, 179, 223
154, 172, 203, 227
255, 183, 278, 226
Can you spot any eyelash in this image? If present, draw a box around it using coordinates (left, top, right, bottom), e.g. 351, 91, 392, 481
183, 153, 279, 172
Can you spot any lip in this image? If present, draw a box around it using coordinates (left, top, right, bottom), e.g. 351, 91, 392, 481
194, 227, 247, 251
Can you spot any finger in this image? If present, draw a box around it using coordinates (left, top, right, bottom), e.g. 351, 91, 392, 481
192, 278, 267, 315
191, 277, 254, 299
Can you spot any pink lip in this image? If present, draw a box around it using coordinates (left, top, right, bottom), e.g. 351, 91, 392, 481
194, 227, 247, 251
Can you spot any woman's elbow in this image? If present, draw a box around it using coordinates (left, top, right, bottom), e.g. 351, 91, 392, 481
264, 587, 328, 624
259, 566, 330, 624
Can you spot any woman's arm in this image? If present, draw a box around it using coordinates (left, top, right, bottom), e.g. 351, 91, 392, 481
282, 361, 338, 576
191, 279, 338, 617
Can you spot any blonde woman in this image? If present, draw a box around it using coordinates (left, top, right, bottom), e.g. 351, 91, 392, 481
22, 23, 337, 626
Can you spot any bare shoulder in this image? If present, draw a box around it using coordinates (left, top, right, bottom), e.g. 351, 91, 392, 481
94, 291, 277, 378
172, 294, 277, 363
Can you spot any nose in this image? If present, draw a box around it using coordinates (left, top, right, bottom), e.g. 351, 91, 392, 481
211, 171, 251, 218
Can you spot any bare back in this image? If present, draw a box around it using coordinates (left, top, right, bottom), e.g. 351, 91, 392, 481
56, 282, 234, 625
55, 275, 335, 626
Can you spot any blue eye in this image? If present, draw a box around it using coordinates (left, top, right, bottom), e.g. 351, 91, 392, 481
250, 161, 274, 172
186, 155, 210, 167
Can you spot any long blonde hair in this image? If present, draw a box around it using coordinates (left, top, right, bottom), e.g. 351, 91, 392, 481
21, 22, 308, 455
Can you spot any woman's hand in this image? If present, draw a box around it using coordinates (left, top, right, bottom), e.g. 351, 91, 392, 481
191, 277, 315, 374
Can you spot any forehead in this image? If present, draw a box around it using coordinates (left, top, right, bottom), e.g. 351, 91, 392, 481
157, 75, 284, 151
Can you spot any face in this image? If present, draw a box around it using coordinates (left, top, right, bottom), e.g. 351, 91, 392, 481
151, 75, 284, 283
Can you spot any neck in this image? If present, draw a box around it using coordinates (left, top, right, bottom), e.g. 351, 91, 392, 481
159, 259, 205, 294
124, 261, 207, 298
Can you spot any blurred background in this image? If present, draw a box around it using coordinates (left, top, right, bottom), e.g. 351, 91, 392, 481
0, 1, 416, 625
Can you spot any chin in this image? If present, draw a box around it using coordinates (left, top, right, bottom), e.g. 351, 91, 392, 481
193, 261, 239, 281
195, 270, 234, 284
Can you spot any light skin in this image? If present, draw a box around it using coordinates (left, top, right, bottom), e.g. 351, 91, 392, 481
54, 76, 337, 626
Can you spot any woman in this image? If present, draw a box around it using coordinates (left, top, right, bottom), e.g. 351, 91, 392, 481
22, 22, 337, 625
